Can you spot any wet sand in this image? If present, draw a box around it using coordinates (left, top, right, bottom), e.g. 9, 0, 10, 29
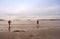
0, 28, 60, 39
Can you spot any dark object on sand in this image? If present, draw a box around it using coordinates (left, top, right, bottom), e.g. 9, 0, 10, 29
13, 30, 25, 32
29, 35, 35, 37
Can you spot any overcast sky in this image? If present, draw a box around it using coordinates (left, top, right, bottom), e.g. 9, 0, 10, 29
0, 0, 60, 19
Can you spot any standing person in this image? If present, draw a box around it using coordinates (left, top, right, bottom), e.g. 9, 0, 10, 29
8, 20, 11, 32
37, 20, 39, 29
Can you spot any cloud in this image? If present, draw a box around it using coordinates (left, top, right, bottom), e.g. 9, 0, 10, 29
0, 0, 60, 18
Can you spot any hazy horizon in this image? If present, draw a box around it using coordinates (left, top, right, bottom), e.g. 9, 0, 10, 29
0, 0, 60, 20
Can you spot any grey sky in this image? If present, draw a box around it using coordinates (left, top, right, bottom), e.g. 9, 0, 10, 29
0, 0, 60, 19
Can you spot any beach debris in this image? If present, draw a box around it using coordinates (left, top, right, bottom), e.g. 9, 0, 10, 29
12, 30, 25, 32
29, 34, 35, 37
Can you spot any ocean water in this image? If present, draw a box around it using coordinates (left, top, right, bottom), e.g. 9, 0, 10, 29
0, 20, 60, 31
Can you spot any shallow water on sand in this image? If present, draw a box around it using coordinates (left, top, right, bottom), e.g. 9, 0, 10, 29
0, 20, 60, 31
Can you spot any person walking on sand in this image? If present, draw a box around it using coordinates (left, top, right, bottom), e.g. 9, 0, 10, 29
37, 20, 39, 29
8, 20, 11, 32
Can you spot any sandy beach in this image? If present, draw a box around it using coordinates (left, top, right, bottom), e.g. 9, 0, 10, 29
0, 28, 60, 39
0, 21, 60, 39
